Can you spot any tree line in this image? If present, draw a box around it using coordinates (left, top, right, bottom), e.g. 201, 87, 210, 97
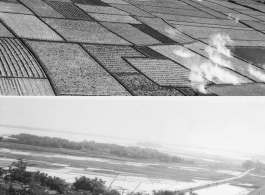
7, 134, 184, 163
242, 159, 265, 172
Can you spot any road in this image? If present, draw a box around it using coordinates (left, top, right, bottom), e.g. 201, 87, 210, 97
176, 168, 255, 194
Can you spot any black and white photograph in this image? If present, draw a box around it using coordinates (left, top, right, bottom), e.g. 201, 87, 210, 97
1, 0, 265, 194
0, 98, 264, 195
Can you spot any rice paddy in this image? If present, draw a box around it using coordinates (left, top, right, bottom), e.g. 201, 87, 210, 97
1, 0, 265, 95
26, 41, 130, 95
0, 13, 63, 40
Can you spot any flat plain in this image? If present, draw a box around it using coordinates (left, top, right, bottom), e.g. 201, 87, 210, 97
0, 140, 264, 194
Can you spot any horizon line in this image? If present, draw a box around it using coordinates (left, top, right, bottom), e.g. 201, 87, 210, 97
0, 123, 135, 142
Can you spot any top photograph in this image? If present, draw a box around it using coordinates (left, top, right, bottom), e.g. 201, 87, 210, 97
0, 0, 265, 96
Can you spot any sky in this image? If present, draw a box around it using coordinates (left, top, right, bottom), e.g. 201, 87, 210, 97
0, 97, 264, 155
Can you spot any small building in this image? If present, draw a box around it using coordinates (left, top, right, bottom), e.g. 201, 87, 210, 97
2, 167, 9, 171
1, 167, 10, 177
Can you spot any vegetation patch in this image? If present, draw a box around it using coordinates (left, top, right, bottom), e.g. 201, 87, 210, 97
45, 1, 94, 20
26, 41, 130, 95
0, 78, 55, 96
19, 0, 64, 18
43, 18, 129, 44
0, 13, 63, 41
101, 22, 161, 45
0, 38, 46, 78
8, 134, 185, 163
125, 58, 191, 87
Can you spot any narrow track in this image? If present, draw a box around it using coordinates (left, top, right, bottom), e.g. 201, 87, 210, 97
176, 168, 255, 194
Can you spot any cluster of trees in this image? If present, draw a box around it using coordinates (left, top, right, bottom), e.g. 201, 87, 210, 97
73, 176, 107, 195
10, 134, 83, 150
2, 159, 66, 194
9, 134, 183, 163
242, 160, 265, 172
34, 172, 65, 193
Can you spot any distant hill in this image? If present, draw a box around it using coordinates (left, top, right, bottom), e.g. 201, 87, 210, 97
137, 142, 163, 149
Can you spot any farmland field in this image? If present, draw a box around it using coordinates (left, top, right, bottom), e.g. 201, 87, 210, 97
0, 141, 264, 194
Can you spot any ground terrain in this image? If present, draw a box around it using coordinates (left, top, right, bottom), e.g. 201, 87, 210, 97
1, 141, 265, 194
1, 0, 265, 95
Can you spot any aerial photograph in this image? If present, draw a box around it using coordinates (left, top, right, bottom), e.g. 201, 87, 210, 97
1, 0, 265, 95
0, 98, 264, 195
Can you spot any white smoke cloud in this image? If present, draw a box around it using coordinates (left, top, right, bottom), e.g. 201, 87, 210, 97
165, 27, 179, 36
205, 47, 232, 69
190, 61, 241, 85
172, 34, 244, 94
190, 34, 244, 93
173, 48, 195, 58
209, 34, 233, 57
248, 66, 265, 82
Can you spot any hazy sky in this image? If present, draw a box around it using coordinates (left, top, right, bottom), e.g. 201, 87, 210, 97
0, 97, 264, 155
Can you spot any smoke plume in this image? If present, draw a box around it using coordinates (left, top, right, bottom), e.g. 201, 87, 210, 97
248, 66, 265, 82
173, 48, 195, 58
173, 34, 244, 94
165, 27, 180, 36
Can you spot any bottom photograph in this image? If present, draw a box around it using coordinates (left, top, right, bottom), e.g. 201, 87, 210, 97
0, 98, 264, 195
